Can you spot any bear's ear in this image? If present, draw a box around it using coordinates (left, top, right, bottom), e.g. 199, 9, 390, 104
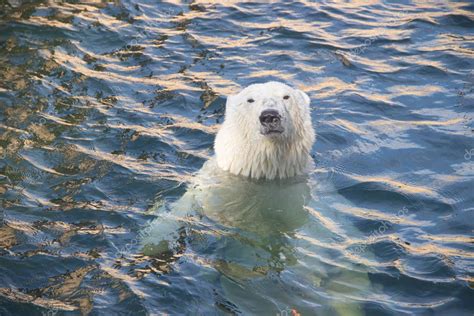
225, 94, 237, 107
296, 89, 310, 107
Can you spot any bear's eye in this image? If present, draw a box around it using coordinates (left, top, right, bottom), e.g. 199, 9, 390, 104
247, 98, 255, 103
283, 95, 290, 100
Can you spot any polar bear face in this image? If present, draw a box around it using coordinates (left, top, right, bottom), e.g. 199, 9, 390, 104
214, 82, 315, 180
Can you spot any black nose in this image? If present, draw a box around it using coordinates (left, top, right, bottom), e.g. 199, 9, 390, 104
259, 109, 281, 126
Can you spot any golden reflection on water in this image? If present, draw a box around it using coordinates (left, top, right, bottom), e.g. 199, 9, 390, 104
348, 174, 437, 196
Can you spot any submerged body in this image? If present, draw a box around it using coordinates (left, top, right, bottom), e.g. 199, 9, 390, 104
142, 158, 310, 252
141, 160, 370, 315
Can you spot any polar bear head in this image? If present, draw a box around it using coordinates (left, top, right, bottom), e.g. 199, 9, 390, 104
214, 82, 315, 180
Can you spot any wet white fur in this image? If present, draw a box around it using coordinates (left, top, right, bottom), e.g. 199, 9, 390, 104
214, 82, 315, 180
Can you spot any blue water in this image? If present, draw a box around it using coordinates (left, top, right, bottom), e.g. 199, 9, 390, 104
0, 0, 473, 315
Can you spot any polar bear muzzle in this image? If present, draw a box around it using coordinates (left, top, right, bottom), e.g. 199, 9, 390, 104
259, 109, 284, 135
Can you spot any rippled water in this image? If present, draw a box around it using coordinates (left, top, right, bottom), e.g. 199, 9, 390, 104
1, 0, 473, 315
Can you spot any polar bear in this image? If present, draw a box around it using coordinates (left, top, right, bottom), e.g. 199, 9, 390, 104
140, 82, 370, 315
142, 81, 314, 250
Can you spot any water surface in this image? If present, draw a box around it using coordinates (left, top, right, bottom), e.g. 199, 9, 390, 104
0, 0, 473, 315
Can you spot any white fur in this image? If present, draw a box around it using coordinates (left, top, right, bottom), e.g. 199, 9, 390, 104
214, 82, 315, 180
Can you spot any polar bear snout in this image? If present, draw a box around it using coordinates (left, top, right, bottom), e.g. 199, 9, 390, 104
259, 109, 281, 125
259, 109, 284, 135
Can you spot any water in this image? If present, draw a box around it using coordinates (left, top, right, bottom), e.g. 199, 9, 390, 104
0, 0, 473, 315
